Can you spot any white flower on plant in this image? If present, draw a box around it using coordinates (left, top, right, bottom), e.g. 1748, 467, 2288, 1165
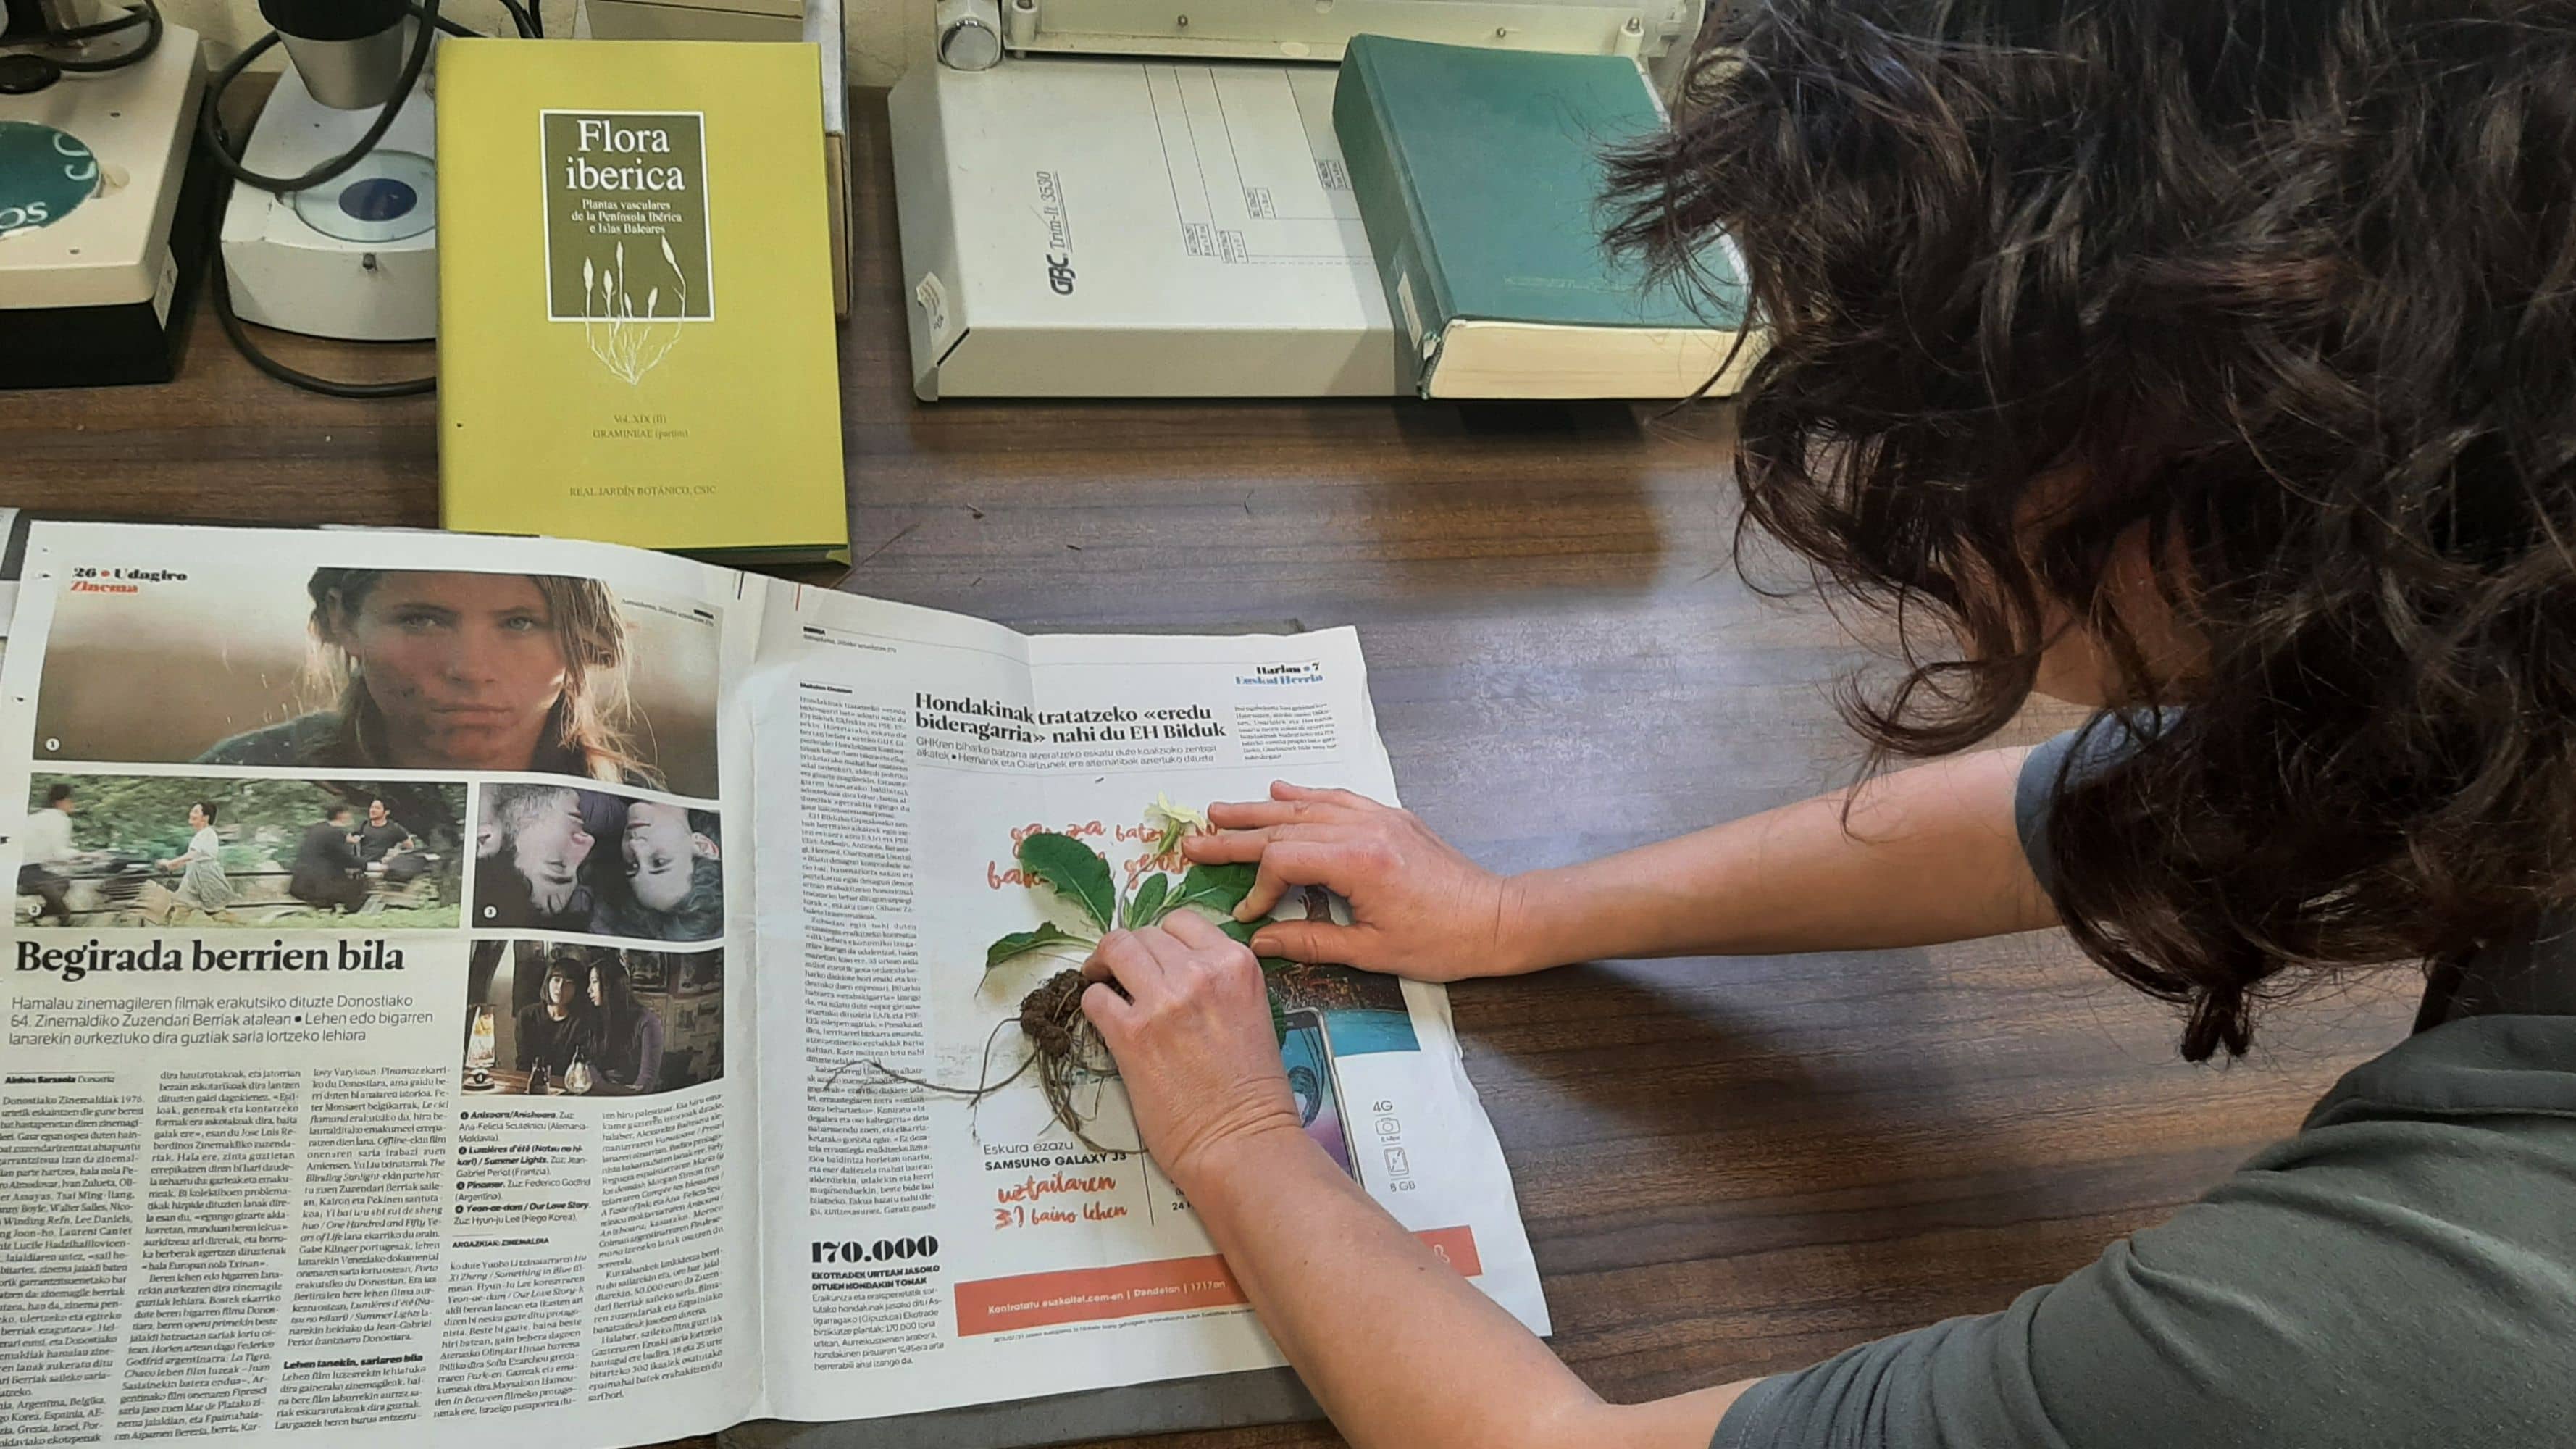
1144, 791, 1209, 856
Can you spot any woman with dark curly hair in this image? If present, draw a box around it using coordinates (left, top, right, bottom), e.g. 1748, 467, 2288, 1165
1063, 3, 2576, 1446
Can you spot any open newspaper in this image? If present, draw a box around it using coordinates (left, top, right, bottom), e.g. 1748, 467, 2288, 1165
0, 522, 1545, 1449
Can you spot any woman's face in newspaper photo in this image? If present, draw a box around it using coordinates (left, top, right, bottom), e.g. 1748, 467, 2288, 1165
544, 968, 578, 1009
335, 572, 570, 770
588, 966, 606, 1007
622, 800, 713, 912
513, 792, 594, 914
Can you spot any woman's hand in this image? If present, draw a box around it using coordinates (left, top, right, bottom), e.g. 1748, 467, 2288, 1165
1180, 782, 1531, 982
1080, 912, 1310, 1190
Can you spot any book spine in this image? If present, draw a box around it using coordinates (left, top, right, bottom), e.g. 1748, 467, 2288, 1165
431, 64, 464, 522
1331, 43, 1450, 394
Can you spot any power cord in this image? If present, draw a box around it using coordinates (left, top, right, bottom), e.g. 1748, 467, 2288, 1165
211, 259, 436, 397
198, 0, 439, 193
0, 0, 162, 73
0, 3, 144, 43
198, 0, 536, 398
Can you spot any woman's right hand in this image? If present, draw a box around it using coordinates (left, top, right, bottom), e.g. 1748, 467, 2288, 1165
1179, 782, 1536, 982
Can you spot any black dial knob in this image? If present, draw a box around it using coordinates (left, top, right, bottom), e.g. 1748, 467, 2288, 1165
0, 53, 63, 96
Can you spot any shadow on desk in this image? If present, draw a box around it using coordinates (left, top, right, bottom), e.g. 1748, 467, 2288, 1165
721, 1370, 1323, 1449
1397, 400, 1653, 441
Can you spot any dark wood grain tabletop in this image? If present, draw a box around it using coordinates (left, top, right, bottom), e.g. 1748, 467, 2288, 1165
0, 88, 2420, 1449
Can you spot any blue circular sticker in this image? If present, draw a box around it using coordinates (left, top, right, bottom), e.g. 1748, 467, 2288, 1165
0, 120, 97, 235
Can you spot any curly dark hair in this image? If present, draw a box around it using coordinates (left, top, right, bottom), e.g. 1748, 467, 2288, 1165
1606, 0, 2576, 1059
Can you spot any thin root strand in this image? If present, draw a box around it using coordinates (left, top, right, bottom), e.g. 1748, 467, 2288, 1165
833, 970, 1138, 1155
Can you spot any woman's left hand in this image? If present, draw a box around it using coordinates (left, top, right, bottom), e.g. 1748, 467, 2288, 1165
1081, 912, 1306, 1190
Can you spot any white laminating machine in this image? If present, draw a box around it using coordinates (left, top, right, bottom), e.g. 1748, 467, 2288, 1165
887, 0, 1707, 400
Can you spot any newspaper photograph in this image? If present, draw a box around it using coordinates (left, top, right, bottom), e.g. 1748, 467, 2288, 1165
30, 556, 724, 798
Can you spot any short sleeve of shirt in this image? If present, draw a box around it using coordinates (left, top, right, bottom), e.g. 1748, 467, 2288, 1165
2012, 714, 2173, 906
2012, 728, 2079, 903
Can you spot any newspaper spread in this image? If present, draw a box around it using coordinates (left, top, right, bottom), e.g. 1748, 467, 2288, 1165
0, 522, 1546, 1449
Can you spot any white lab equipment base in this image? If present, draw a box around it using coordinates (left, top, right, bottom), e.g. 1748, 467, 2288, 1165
217, 59, 439, 342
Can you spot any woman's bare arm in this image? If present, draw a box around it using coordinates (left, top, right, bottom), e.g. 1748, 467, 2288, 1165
1183, 748, 2057, 981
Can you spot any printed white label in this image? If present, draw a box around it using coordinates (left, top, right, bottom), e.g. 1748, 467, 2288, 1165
151, 243, 178, 327
915, 271, 953, 348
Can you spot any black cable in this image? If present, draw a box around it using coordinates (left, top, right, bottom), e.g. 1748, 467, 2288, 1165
403, 1, 499, 39
198, 0, 437, 193
197, 0, 448, 397
38, 0, 160, 73
495, 0, 537, 38
209, 254, 437, 398
0, 0, 144, 46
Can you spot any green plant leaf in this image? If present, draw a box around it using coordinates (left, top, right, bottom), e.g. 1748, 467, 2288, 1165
1164, 861, 1258, 919
1200, 912, 1288, 969
1218, 919, 1299, 974
1126, 872, 1170, 928
1017, 832, 1116, 931
985, 923, 1091, 972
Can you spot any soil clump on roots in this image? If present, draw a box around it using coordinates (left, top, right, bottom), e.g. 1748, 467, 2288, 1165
831, 969, 1134, 1155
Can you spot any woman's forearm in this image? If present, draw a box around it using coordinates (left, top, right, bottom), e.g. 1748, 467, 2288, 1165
1503, 746, 2055, 970
1181, 1127, 1750, 1449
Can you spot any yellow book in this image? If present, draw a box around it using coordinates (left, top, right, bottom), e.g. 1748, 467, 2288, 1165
436, 40, 850, 565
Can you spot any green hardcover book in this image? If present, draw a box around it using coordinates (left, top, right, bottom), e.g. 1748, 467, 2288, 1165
1332, 34, 1759, 401
437, 40, 850, 565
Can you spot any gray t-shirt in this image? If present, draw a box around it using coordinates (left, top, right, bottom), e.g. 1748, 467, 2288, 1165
1713, 727, 2576, 1449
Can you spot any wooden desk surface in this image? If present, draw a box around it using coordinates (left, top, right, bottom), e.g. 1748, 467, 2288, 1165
0, 88, 2417, 1449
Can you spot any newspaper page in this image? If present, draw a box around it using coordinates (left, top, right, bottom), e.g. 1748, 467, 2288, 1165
0, 523, 766, 1449
748, 588, 1547, 1422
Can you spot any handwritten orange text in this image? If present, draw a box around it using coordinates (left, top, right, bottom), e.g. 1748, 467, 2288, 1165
996, 1172, 1121, 1205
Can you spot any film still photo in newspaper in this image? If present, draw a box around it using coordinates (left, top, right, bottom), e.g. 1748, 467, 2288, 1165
18, 775, 466, 928
30, 562, 722, 798
472, 784, 721, 943
462, 940, 723, 1096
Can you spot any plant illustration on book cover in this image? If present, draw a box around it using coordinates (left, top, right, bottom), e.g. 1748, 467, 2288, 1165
542, 111, 713, 385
